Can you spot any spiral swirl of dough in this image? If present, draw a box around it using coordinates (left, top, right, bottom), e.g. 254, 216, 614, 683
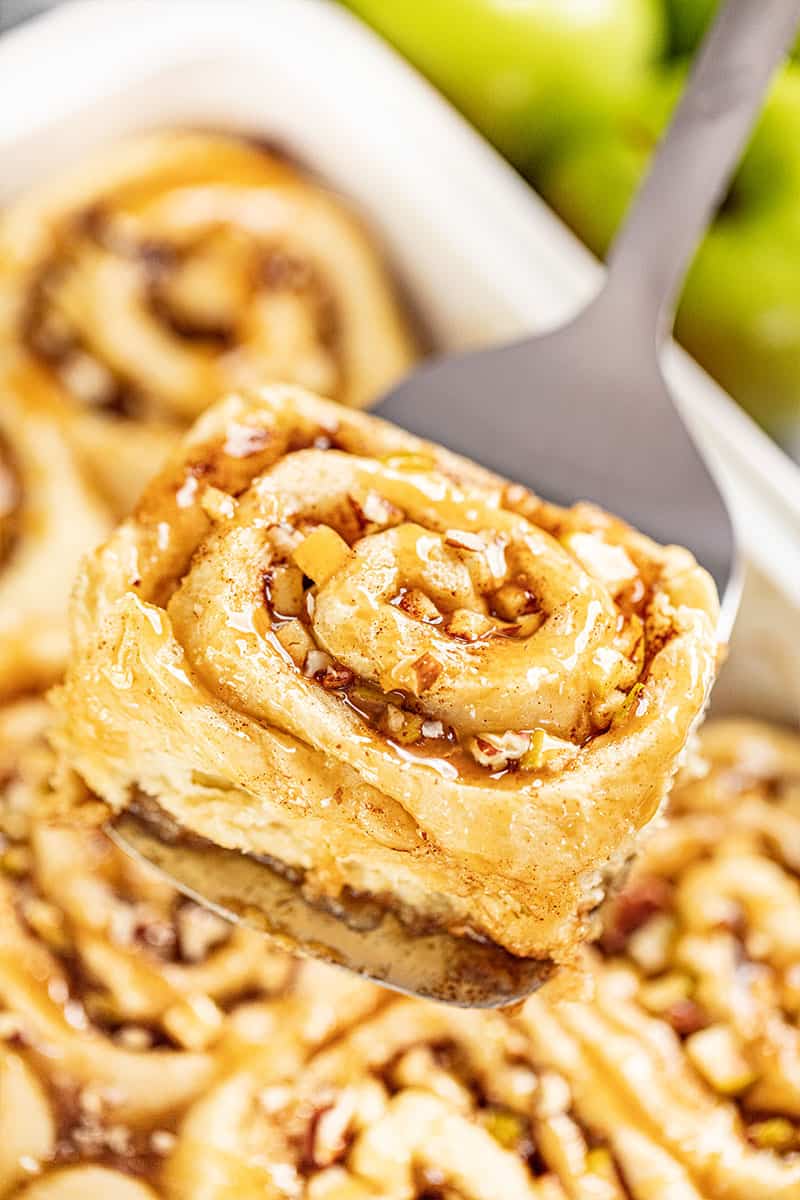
523, 718, 800, 1200
0, 131, 414, 702
54, 385, 718, 962
163, 998, 617, 1200
0, 399, 108, 702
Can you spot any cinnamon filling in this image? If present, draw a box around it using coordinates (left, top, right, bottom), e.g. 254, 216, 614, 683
22, 206, 345, 423
0, 436, 21, 567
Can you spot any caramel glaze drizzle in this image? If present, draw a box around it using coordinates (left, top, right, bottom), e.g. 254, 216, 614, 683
259, 431, 654, 784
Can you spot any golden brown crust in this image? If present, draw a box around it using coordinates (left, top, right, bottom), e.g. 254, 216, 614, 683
53, 386, 718, 961
0, 131, 416, 702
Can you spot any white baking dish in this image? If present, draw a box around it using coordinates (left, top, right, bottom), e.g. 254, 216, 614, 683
1, 0, 797, 722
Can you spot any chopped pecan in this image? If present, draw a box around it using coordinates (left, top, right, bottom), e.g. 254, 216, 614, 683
666, 999, 710, 1038
411, 652, 443, 693
320, 663, 355, 691
382, 705, 424, 744
600, 876, 673, 953
304, 649, 333, 678
445, 528, 485, 553
469, 731, 531, 769
398, 588, 441, 623
491, 583, 539, 622
348, 489, 403, 532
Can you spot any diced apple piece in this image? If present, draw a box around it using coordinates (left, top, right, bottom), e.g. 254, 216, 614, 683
481, 1107, 527, 1150
267, 564, 305, 617
491, 582, 538, 621
561, 531, 638, 592
627, 914, 675, 975
748, 1118, 798, 1152
585, 1147, 617, 1180
612, 682, 647, 728
685, 1024, 755, 1095
274, 619, 315, 668
520, 729, 546, 771
292, 526, 351, 585
444, 608, 493, 641
638, 971, 692, 1015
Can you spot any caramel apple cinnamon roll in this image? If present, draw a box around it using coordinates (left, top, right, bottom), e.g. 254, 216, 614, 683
519, 717, 800, 1199
163, 995, 627, 1200
0, 701, 211, 1195
54, 386, 718, 965
0, 130, 416, 699
0, 397, 108, 702
4, 708, 799, 1195
167, 719, 800, 1200
0, 699, 380, 1197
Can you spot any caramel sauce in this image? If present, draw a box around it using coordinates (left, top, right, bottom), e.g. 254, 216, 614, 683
259, 534, 593, 783
0, 435, 21, 566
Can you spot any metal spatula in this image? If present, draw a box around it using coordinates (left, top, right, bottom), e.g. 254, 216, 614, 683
376, 0, 800, 629
111, 0, 800, 1007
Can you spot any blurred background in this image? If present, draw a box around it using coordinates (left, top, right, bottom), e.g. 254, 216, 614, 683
4, 0, 800, 460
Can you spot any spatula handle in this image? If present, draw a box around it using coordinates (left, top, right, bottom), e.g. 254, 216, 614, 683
603, 0, 800, 339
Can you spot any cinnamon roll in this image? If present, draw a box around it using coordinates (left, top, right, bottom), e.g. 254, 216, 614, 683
0, 397, 108, 701
163, 994, 624, 1199
0, 130, 416, 700
0, 700, 380, 1198
563, 717, 800, 1197
53, 385, 719, 964
3, 708, 799, 1194
163, 713, 800, 1200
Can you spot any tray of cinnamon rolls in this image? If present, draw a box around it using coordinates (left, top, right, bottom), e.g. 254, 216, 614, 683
1, 2, 799, 1197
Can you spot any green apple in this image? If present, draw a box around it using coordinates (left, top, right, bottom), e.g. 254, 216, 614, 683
341, 0, 666, 170
664, 0, 715, 54
537, 66, 683, 256
537, 66, 800, 439
665, 0, 800, 58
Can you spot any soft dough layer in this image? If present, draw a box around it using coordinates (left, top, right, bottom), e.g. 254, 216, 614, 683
53, 385, 719, 962
0, 130, 415, 700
